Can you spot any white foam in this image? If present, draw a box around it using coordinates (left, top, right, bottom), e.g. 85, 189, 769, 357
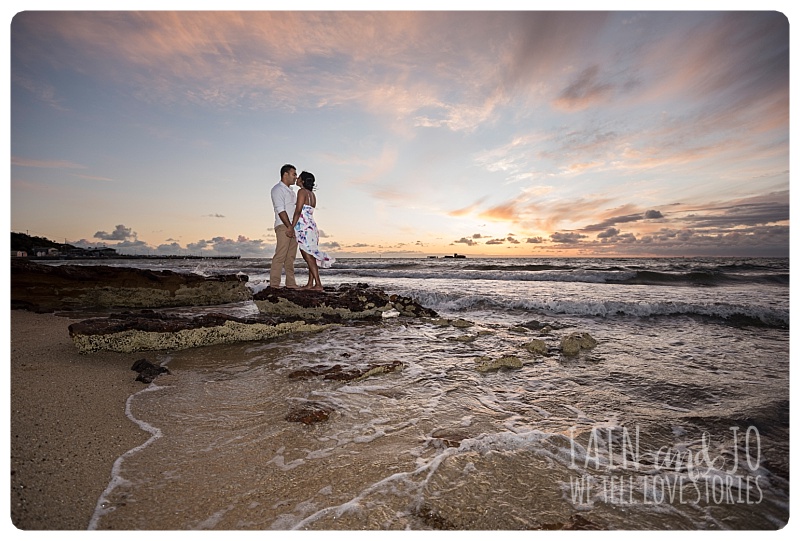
87, 384, 166, 530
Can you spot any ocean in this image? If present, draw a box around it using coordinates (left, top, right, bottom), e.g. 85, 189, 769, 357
50, 257, 789, 529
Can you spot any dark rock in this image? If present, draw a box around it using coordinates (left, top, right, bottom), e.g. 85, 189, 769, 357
285, 402, 334, 425
131, 358, 170, 384
414, 503, 458, 530
253, 283, 437, 320
10, 258, 251, 312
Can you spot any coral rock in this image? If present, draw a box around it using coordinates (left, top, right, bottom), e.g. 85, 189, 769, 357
475, 355, 523, 372
560, 332, 598, 356
287, 360, 404, 382
68, 311, 331, 354
522, 339, 548, 355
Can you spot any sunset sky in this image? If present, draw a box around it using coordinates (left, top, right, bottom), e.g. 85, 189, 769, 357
8, 8, 791, 258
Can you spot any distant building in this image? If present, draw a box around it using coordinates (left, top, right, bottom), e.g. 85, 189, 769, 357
11, 251, 27, 258
32, 246, 60, 257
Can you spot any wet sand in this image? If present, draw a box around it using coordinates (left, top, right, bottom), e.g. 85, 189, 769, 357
9, 310, 150, 530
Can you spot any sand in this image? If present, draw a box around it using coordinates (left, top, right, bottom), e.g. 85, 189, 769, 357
9, 310, 151, 530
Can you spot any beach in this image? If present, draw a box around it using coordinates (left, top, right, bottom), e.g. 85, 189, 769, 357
7, 257, 791, 530
10, 310, 149, 530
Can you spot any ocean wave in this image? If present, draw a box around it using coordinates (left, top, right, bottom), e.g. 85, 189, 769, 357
327, 267, 787, 287
406, 290, 789, 328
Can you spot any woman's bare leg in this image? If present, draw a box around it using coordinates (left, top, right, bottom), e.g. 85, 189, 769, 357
299, 250, 315, 288
307, 255, 322, 290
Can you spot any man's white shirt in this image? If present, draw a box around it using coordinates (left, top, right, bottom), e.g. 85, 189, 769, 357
271, 181, 296, 228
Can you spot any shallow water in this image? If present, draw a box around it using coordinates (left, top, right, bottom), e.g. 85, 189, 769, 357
57, 257, 788, 529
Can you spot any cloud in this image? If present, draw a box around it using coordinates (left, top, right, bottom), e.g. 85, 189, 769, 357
10, 74, 66, 110
551, 231, 587, 244
448, 197, 489, 217
582, 208, 666, 232
320, 241, 341, 250
552, 65, 615, 111
113, 239, 148, 250
204, 213, 226, 218
597, 227, 620, 239
454, 237, 478, 246
485, 238, 504, 245
680, 192, 789, 228
526, 237, 544, 244
156, 242, 182, 254
94, 224, 136, 241
506, 236, 520, 244
478, 202, 520, 222
183, 235, 269, 256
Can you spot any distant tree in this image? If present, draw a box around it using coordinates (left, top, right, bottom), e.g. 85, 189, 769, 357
10, 232, 76, 253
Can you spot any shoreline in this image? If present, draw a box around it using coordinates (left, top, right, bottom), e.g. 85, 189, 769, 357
10, 310, 151, 530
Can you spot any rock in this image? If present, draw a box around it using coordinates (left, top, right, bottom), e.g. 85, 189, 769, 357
520, 320, 563, 332
560, 332, 598, 356
447, 334, 477, 342
131, 358, 170, 383
253, 283, 437, 321
509, 326, 529, 334
475, 355, 523, 372
431, 428, 471, 448
522, 339, 548, 355
10, 258, 250, 312
415, 503, 458, 530
68, 311, 332, 353
285, 402, 334, 425
287, 360, 404, 383
425, 317, 474, 328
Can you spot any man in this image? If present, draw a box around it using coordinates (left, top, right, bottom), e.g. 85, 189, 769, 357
269, 164, 299, 288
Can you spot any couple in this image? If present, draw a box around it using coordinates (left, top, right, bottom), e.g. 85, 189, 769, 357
269, 163, 335, 290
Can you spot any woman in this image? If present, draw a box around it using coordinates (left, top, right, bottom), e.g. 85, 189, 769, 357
288, 171, 335, 290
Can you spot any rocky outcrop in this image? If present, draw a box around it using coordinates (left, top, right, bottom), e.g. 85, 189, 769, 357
287, 360, 404, 382
253, 283, 438, 320
560, 332, 598, 356
68, 311, 332, 353
10, 258, 251, 312
474, 355, 523, 372
522, 339, 548, 355
285, 402, 334, 425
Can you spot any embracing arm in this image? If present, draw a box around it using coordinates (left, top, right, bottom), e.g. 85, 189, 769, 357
291, 189, 307, 228
285, 189, 306, 237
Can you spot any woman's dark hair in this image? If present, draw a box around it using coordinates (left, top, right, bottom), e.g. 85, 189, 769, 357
299, 171, 316, 191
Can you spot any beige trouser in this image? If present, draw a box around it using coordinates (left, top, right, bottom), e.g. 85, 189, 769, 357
269, 224, 298, 287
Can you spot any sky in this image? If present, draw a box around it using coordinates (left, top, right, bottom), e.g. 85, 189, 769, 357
7, 7, 792, 258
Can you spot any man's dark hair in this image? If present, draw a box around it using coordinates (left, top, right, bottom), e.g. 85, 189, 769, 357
280, 164, 296, 177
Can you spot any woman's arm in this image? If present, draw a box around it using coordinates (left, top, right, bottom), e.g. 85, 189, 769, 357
290, 189, 306, 228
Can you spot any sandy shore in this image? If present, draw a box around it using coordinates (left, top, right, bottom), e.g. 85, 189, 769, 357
10, 310, 151, 530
